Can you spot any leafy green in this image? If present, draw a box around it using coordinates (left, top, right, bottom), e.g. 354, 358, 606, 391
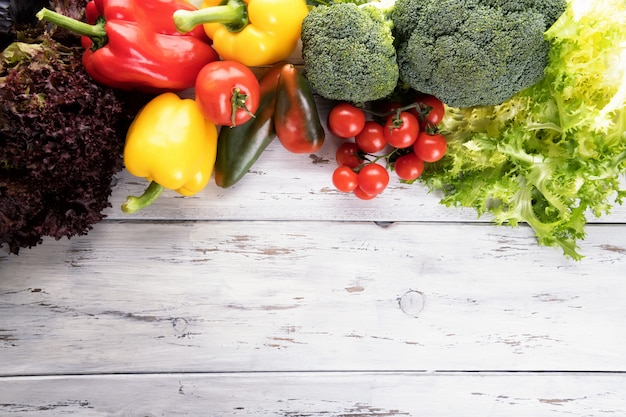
420, 0, 626, 260
1, 34, 148, 255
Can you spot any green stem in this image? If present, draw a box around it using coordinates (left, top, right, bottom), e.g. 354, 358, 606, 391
363, 103, 420, 119
121, 181, 165, 214
230, 87, 255, 126
36, 8, 107, 49
173, 0, 248, 34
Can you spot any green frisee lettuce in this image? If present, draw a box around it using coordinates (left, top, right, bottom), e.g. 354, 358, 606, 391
421, 0, 626, 260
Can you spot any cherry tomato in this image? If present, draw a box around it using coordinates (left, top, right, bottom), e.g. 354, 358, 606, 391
332, 166, 359, 192
327, 102, 366, 139
411, 94, 445, 129
383, 111, 420, 149
413, 131, 448, 162
335, 142, 364, 168
195, 60, 260, 127
357, 163, 389, 196
353, 186, 377, 200
394, 152, 425, 181
355, 121, 387, 153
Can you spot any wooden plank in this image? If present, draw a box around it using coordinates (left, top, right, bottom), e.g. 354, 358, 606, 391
0, 372, 625, 416
2, 221, 625, 376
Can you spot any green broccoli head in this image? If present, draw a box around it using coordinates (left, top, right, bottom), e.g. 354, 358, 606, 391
391, 0, 567, 108
301, 3, 399, 104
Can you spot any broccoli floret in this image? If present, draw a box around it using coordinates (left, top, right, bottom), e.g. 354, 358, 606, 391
300, 2, 399, 104
391, 0, 567, 108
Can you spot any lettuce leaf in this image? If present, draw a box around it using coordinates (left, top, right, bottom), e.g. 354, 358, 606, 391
420, 0, 626, 260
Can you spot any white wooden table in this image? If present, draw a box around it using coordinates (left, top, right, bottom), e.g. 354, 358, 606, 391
2, 96, 626, 416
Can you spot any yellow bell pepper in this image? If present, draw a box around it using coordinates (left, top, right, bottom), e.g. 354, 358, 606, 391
173, 0, 308, 67
122, 92, 218, 214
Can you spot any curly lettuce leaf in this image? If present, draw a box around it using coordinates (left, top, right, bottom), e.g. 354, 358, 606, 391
421, 0, 626, 260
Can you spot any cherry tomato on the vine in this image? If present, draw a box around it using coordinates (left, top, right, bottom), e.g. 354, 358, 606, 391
355, 121, 387, 153
413, 131, 448, 162
394, 152, 425, 181
353, 186, 378, 200
411, 94, 445, 129
332, 166, 359, 192
335, 142, 364, 168
383, 111, 420, 149
195, 60, 260, 127
327, 102, 366, 139
357, 163, 389, 196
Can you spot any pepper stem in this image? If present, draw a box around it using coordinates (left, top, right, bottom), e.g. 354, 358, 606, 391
173, 0, 248, 34
121, 181, 165, 214
36, 8, 107, 49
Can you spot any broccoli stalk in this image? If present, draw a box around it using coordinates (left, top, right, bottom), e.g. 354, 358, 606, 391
300, 0, 399, 105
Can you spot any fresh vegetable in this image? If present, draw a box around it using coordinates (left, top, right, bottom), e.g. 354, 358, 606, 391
420, 0, 626, 259
390, 0, 567, 107
355, 121, 387, 153
213, 63, 285, 188
173, 0, 308, 67
274, 63, 325, 153
1, 33, 146, 254
195, 60, 260, 127
122, 93, 218, 214
329, 99, 447, 199
327, 102, 366, 139
413, 131, 447, 163
383, 111, 419, 149
332, 165, 359, 192
301, 1, 398, 104
394, 152, 424, 181
36, 0, 219, 92
357, 163, 389, 197
335, 142, 364, 169
353, 186, 377, 200
411, 94, 445, 129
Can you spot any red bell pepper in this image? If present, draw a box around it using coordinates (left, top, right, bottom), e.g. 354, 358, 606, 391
36, 0, 219, 92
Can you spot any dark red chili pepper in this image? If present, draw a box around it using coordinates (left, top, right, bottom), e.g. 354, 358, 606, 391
36, 0, 219, 92
274, 63, 325, 154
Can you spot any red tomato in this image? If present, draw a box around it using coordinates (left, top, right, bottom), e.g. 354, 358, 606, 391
355, 121, 387, 153
413, 131, 448, 162
195, 61, 260, 127
327, 102, 366, 139
383, 111, 420, 149
411, 94, 445, 129
357, 163, 389, 196
353, 186, 378, 200
335, 142, 364, 168
394, 152, 425, 181
332, 166, 358, 192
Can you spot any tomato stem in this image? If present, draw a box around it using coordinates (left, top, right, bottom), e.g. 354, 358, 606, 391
230, 87, 255, 127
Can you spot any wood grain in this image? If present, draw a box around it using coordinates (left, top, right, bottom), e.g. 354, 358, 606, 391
1, 372, 625, 416
2, 221, 625, 377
